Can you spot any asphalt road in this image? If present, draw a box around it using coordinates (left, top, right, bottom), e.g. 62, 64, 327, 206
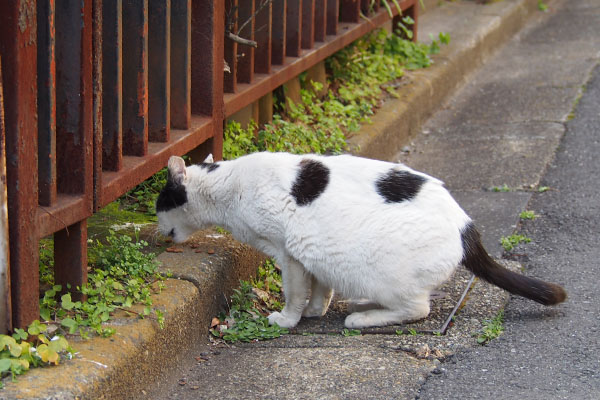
417, 63, 600, 400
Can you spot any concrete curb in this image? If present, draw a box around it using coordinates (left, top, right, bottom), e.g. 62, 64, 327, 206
1, 0, 541, 398
1, 233, 265, 399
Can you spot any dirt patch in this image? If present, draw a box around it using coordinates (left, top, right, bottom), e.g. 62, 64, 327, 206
290, 267, 475, 335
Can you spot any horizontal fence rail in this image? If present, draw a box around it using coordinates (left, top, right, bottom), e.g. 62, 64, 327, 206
0, 0, 418, 330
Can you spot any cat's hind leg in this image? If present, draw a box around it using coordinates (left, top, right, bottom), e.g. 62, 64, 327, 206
302, 275, 333, 318
268, 256, 311, 328
344, 293, 430, 329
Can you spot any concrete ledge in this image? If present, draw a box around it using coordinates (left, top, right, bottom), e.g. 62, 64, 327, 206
350, 0, 540, 160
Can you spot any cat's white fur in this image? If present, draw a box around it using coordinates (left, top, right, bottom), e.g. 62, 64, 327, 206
158, 152, 472, 328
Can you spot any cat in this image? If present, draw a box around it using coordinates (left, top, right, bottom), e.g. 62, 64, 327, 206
156, 152, 566, 329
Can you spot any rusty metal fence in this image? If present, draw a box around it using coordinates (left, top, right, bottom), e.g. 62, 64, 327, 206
0, 0, 417, 331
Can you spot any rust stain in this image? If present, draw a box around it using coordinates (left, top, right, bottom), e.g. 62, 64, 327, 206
137, 70, 148, 117
17, 0, 35, 32
18, 0, 36, 43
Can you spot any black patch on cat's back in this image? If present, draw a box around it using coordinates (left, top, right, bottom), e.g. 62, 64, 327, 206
156, 180, 188, 212
290, 159, 330, 206
200, 163, 220, 173
376, 169, 426, 203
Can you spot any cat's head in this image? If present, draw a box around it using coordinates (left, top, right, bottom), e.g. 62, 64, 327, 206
155, 154, 215, 243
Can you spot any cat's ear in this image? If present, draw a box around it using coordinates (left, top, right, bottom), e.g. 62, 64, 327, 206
167, 156, 186, 185
203, 153, 214, 163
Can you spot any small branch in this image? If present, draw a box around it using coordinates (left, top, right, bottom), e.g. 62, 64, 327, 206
227, 31, 257, 48
236, 0, 273, 37
115, 306, 145, 317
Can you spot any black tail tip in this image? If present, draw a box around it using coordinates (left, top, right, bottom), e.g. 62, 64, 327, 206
542, 283, 567, 305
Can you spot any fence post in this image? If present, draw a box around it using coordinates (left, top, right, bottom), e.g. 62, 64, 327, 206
0, 0, 41, 329
53, 0, 94, 300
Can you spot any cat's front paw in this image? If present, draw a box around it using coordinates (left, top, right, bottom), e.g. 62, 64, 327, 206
344, 312, 371, 329
267, 311, 300, 328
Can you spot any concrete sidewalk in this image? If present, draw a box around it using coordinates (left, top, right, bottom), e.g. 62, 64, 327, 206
1, 0, 583, 398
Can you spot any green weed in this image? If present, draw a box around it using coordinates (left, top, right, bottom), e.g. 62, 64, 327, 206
39, 229, 166, 340
0, 320, 74, 387
223, 24, 448, 159
500, 234, 532, 251
396, 328, 420, 336
118, 168, 168, 214
211, 260, 288, 343
519, 210, 538, 220
475, 310, 504, 344
492, 184, 512, 192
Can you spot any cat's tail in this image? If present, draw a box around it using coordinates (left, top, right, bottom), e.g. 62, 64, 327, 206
460, 222, 567, 305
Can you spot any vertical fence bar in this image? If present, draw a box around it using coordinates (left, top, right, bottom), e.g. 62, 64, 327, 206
54, 0, 93, 297
37, 0, 57, 207
122, 0, 148, 156
191, 1, 224, 159
237, 0, 255, 84
301, 0, 314, 49
102, 0, 123, 171
326, 0, 338, 35
55, 0, 94, 197
0, 57, 12, 333
170, 0, 191, 129
0, 0, 40, 328
93, 0, 103, 211
340, 0, 360, 22
300, 0, 315, 49
271, 0, 286, 65
254, 0, 272, 74
149, 0, 171, 142
286, 0, 302, 57
314, 0, 326, 42
224, 0, 238, 93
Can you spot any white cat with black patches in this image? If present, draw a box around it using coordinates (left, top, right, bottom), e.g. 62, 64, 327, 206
156, 152, 566, 329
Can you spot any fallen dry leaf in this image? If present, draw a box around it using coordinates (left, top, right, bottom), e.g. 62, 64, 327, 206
415, 344, 430, 359
166, 247, 183, 253
252, 287, 270, 302
210, 317, 220, 328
